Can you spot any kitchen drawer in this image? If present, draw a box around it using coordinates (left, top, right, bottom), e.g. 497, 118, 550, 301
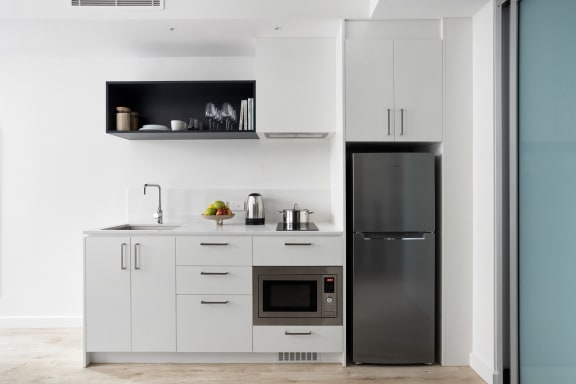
253, 326, 343, 353
176, 266, 252, 294
253, 236, 343, 266
177, 295, 252, 352
176, 236, 252, 266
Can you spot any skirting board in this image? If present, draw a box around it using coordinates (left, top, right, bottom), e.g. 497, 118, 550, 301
469, 352, 493, 384
0, 316, 83, 328
87, 352, 344, 365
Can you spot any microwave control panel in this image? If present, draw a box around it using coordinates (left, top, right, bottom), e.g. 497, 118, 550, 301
322, 276, 337, 317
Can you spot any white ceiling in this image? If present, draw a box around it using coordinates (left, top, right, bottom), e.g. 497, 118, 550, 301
0, 0, 489, 58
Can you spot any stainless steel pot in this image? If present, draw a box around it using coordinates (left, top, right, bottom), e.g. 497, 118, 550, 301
278, 204, 314, 225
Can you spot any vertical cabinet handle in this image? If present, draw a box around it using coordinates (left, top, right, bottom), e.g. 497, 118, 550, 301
400, 108, 405, 136
120, 243, 127, 270
387, 108, 391, 136
134, 243, 141, 270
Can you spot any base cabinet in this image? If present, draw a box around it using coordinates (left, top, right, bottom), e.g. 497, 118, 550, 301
253, 326, 343, 353
85, 236, 131, 352
85, 233, 344, 361
177, 295, 253, 352
85, 236, 176, 352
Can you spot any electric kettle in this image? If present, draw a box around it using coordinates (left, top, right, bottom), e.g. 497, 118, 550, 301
245, 193, 265, 225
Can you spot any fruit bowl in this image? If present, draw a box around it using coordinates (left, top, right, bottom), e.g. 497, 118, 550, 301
203, 213, 235, 225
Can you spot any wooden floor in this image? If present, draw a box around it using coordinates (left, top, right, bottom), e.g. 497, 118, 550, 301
0, 329, 486, 384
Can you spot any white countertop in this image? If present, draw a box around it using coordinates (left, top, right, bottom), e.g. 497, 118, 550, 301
84, 221, 342, 236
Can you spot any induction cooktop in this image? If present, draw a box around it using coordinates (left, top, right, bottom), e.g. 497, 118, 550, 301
276, 222, 319, 231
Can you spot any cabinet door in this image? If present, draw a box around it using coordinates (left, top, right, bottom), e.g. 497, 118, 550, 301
177, 295, 253, 352
131, 236, 176, 352
256, 38, 336, 134
253, 236, 343, 266
176, 235, 252, 266
176, 266, 252, 295
84, 236, 131, 352
394, 40, 443, 142
253, 326, 343, 353
345, 39, 395, 141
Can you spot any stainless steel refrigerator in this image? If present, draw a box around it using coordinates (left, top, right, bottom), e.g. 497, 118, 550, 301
351, 152, 435, 364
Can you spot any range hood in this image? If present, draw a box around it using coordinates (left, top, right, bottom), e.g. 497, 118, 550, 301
258, 132, 331, 139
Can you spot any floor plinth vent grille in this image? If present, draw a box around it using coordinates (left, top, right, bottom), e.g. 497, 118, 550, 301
278, 352, 318, 362
71, 0, 163, 8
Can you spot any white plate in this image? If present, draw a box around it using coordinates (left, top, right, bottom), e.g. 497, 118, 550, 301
140, 124, 169, 131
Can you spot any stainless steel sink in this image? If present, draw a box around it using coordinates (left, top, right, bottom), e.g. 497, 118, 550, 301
102, 224, 180, 231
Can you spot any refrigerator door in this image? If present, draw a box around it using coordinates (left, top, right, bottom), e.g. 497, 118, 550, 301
352, 232, 435, 364
352, 153, 435, 233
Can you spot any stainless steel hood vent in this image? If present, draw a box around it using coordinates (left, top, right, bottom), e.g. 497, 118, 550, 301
71, 0, 163, 8
261, 132, 330, 139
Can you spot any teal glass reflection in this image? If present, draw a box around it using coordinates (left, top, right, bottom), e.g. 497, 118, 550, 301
519, 0, 576, 383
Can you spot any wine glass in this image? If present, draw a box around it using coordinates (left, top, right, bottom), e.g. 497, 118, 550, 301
221, 102, 233, 131
205, 102, 216, 130
230, 108, 237, 131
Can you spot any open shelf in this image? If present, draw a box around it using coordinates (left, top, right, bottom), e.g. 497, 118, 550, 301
106, 81, 257, 140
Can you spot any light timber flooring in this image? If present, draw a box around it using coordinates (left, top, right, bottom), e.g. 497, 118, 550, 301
0, 329, 486, 384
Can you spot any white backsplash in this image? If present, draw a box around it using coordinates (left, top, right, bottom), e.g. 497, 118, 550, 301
127, 188, 333, 225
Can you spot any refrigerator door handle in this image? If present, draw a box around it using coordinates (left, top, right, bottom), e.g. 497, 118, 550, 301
361, 233, 427, 241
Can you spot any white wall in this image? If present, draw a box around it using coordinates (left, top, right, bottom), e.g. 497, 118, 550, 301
471, 1, 496, 383
0, 56, 332, 327
442, 18, 473, 366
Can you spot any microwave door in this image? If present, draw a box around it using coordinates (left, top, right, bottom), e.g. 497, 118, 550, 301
258, 276, 322, 319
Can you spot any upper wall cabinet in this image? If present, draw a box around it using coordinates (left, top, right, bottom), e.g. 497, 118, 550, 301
106, 81, 257, 140
345, 39, 443, 142
255, 38, 336, 139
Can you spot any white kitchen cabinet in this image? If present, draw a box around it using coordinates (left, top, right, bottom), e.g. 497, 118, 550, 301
85, 236, 131, 352
253, 326, 343, 353
253, 235, 343, 266
177, 266, 252, 295
345, 39, 442, 142
130, 236, 176, 352
176, 235, 252, 352
177, 295, 252, 352
84, 236, 176, 353
176, 235, 252, 266
255, 38, 336, 137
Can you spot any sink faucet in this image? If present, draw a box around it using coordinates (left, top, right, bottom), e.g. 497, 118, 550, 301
143, 184, 163, 224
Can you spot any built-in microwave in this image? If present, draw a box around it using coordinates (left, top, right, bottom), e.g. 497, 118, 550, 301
252, 266, 343, 326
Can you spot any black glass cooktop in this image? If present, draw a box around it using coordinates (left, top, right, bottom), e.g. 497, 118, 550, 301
276, 222, 319, 231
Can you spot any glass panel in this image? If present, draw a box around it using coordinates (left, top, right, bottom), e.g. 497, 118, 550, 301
262, 281, 317, 312
519, 1, 576, 382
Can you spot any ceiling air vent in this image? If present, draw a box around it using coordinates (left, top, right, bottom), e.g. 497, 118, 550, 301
71, 0, 163, 8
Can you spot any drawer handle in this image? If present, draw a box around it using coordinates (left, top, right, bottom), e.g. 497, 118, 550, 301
284, 242, 312, 246
200, 271, 229, 276
201, 300, 229, 305
200, 242, 229, 246
284, 331, 312, 336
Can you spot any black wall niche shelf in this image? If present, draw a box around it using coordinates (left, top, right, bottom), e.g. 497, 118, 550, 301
106, 81, 257, 140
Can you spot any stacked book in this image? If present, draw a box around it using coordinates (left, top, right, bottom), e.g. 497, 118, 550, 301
238, 98, 255, 131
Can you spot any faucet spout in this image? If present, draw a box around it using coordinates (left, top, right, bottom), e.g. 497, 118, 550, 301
143, 183, 163, 224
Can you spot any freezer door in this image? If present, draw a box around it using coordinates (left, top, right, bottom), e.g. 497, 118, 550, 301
352, 232, 435, 364
352, 153, 435, 233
